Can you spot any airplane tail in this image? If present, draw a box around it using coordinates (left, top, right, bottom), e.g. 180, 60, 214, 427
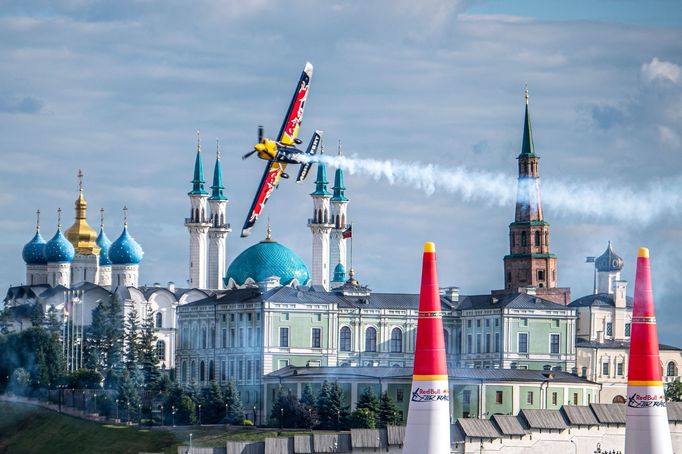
296, 130, 323, 183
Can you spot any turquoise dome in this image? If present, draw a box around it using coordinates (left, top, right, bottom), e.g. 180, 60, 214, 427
44, 228, 75, 263
109, 226, 144, 265
332, 263, 346, 282
226, 240, 310, 287
97, 228, 112, 266
22, 231, 47, 265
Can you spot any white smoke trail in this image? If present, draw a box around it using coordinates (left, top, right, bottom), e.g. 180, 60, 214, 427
311, 154, 682, 225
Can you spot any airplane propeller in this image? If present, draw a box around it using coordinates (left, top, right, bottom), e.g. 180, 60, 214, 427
242, 125, 265, 160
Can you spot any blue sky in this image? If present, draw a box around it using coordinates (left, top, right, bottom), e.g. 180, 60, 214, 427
1, 0, 681, 343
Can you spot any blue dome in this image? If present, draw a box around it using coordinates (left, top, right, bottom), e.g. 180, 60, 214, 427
97, 228, 112, 266
109, 226, 144, 265
44, 228, 75, 263
226, 240, 310, 287
22, 231, 47, 265
332, 263, 346, 282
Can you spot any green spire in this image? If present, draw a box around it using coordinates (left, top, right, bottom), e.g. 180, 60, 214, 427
209, 139, 227, 201
520, 85, 536, 156
311, 163, 332, 196
331, 141, 348, 202
190, 131, 208, 195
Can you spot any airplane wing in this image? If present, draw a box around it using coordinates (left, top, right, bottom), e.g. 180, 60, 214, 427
241, 160, 287, 237
277, 62, 313, 146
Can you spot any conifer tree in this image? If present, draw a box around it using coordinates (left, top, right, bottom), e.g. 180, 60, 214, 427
378, 391, 402, 427
204, 380, 226, 423
89, 295, 123, 375
356, 386, 380, 416
224, 380, 244, 424
301, 383, 316, 406
317, 380, 349, 430
139, 309, 160, 387
350, 407, 376, 428
123, 306, 141, 371
117, 369, 141, 418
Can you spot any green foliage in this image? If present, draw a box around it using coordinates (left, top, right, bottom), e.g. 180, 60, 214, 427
139, 309, 160, 387
378, 392, 402, 427
350, 407, 376, 428
0, 306, 13, 335
123, 307, 142, 371
666, 379, 682, 402
243, 419, 254, 426
68, 369, 103, 389
356, 386, 380, 415
301, 383, 316, 406
224, 380, 244, 424
9, 368, 31, 395
45, 306, 62, 336
116, 369, 140, 409
163, 383, 196, 425
203, 381, 225, 423
269, 386, 318, 429
0, 326, 65, 391
316, 380, 350, 430
30, 302, 44, 327
87, 295, 124, 375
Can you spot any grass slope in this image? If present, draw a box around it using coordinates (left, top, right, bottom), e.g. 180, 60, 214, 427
0, 401, 176, 454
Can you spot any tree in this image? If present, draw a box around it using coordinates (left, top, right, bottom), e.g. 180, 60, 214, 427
378, 391, 402, 427
301, 383, 316, 406
356, 386, 380, 416
666, 379, 682, 402
317, 380, 349, 430
204, 381, 225, 423
350, 407, 376, 428
139, 309, 160, 387
1, 306, 14, 334
9, 368, 31, 395
269, 386, 318, 429
0, 327, 65, 390
30, 302, 44, 327
44, 306, 62, 336
116, 369, 141, 413
88, 295, 124, 377
224, 380, 244, 424
68, 369, 103, 389
164, 382, 196, 425
123, 306, 141, 371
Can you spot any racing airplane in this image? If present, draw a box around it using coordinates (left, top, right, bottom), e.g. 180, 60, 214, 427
240, 62, 322, 238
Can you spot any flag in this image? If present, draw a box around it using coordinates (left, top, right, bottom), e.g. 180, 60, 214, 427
342, 225, 352, 239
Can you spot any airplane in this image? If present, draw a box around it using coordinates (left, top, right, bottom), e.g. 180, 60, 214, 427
240, 62, 322, 238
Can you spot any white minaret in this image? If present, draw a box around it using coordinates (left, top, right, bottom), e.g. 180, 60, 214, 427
308, 159, 332, 290
185, 132, 210, 289
329, 142, 349, 284
45, 208, 74, 288
207, 139, 231, 290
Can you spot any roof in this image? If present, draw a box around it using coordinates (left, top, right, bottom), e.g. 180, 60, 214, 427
456, 418, 501, 438
520, 98, 535, 156
570, 293, 633, 308
458, 292, 572, 312
491, 415, 526, 436
520, 409, 567, 430
561, 405, 600, 426
576, 338, 682, 351
226, 240, 310, 287
590, 403, 626, 424
595, 241, 624, 272
266, 366, 597, 386
180, 287, 263, 308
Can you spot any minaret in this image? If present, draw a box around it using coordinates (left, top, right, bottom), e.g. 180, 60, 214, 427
207, 139, 231, 290
307, 155, 333, 290
96, 208, 112, 287
45, 208, 75, 287
22, 209, 48, 285
503, 87, 557, 291
185, 132, 210, 289
66, 170, 101, 285
329, 141, 349, 285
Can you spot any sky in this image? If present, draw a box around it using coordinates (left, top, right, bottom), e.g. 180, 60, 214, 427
1, 1, 681, 342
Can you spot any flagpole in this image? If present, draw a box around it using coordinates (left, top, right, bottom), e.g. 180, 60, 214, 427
350, 222, 353, 273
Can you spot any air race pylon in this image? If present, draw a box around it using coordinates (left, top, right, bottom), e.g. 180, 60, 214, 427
403, 242, 450, 454
624, 247, 673, 453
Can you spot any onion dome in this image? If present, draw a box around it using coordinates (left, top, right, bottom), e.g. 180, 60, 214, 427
97, 227, 112, 266
44, 227, 75, 263
332, 263, 346, 283
595, 241, 624, 272
64, 170, 101, 255
109, 226, 144, 265
226, 226, 309, 287
23, 231, 47, 265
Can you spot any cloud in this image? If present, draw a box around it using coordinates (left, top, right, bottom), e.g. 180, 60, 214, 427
642, 57, 681, 84
0, 94, 44, 114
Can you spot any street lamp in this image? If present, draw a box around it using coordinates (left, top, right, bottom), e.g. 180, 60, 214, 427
198, 404, 202, 425
172, 406, 176, 427
160, 404, 164, 426
138, 404, 142, 425
225, 403, 228, 424
116, 399, 119, 421
93, 393, 97, 415
82, 391, 86, 411
189, 433, 193, 454
253, 406, 257, 426
280, 407, 284, 430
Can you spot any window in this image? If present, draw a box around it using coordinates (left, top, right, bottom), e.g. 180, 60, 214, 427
314, 313, 321, 322
238, 360, 243, 380
365, 327, 377, 352
625, 323, 631, 337
155, 312, 162, 329
396, 389, 404, 402
581, 367, 587, 378
443, 329, 450, 353
550, 334, 560, 354
221, 328, 227, 348
221, 360, 226, 381
390, 328, 403, 353
340, 327, 351, 351
230, 361, 235, 378
551, 392, 558, 406
209, 360, 214, 380
543, 364, 552, 371
239, 313, 243, 321
256, 327, 261, 346
230, 313, 234, 322
521, 318, 528, 326
191, 360, 196, 381
518, 333, 528, 353
617, 362, 624, 376
553, 319, 559, 327
476, 334, 482, 353
602, 362, 610, 376
463, 390, 471, 417
496, 391, 503, 404
248, 327, 253, 347
202, 327, 207, 348
467, 335, 473, 354
278, 359, 289, 369
476, 319, 481, 328
239, 328, 245, 347
257, 313, 261, 321
606, 322, 613, 337
280, 327, 289, 347
521, 231, 527, 247
200, 360, 205, 381
247, 360, 252, 380
538, 269, 545, 281
485, 319, 490, 327
155, 340, 165, 361
485, 333, 491, 353
248, 313, 252, 321
221, 314, 226, 322
282, 312, 290, 321
534, 230, 541, 246
182, 361, 187, 382
495, 318, 499, 327
230, 329, 235, 346
467, 320, 472, 328
527, 391, 534, 405
573, 393, 579, 405
495, 333, 500, 353
667, 362, 677, 377
312, 328, 321, 348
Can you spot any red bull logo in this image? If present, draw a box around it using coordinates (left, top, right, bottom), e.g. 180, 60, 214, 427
283, 81, 309, 141
411, 387, 449, 402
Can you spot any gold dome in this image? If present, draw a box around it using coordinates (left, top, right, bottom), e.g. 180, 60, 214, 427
65, 170, 100, 256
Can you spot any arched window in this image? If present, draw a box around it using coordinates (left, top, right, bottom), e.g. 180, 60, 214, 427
191, 360, 196, 382
534, 231, 541, 246
209, 360, 215, 381
202, 326, 207, 349
200, 360, 205, 381
194, 208, 199, 222
155, 312, 162, 329
521, 231, 527, 247
443, 329, 450, 354
544, 232, 549, 247
667, 361, 678, 377
340, 326, 352, 352
182, 360, 187, 382
390, 328, 403, 353
612, 395, 626, 404
365, 327, 377, 352
192, 324, 198, 349
156, 340, 165, 361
